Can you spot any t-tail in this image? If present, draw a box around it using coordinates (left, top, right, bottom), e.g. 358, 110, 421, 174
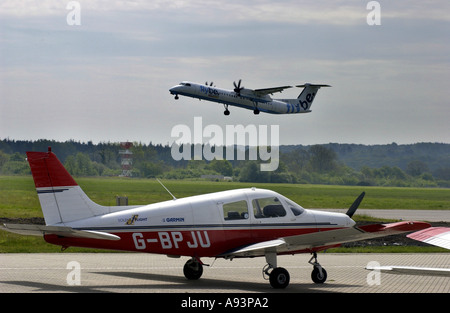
295, 83, 330, 112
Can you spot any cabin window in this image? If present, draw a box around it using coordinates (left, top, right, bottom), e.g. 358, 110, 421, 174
223, 200, 249, 220
252, 197, 286, 218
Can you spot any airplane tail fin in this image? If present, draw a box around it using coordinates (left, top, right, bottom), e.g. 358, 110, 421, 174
295, 83, 330, 112
27, 148, 111, 225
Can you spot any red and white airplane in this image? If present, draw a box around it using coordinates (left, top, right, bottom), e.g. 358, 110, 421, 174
1, 148, 431, 288
169, 80, 330, 115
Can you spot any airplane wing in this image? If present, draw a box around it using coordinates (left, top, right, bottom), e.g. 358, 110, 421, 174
365, 265, 450, 277
253, 86, 292, 97
364, 227, 450, 278
407, 227, 450, 250
1, 223, 121, 241
220, 221, 430, 258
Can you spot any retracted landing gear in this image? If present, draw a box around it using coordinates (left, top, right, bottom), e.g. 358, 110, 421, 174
309, 252, 327, 284
262, 253, 290, 289
183, 257, 203, 280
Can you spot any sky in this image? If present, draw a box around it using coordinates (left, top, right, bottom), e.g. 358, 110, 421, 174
0, 0, 449, 146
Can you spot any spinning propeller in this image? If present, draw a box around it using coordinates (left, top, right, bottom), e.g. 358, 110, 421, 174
233, 79, 244, 94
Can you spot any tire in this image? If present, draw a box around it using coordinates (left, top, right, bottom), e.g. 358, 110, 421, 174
311, 267, 327, 284
269, 267, 290, 289
183, 259, 203, 280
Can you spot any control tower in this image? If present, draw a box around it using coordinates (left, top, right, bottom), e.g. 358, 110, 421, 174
119, 142, 133, 177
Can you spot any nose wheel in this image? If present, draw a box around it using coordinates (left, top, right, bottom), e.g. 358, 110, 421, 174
223, 104, 230, 115
309, 252, 327, 284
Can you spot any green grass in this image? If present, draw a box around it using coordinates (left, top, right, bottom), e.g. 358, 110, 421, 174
0, 175, 449, 253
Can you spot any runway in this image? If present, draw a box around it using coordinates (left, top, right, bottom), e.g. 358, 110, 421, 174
0, 253, 448, 293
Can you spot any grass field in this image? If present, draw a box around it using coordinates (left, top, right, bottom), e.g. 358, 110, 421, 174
0, 175, 449, 253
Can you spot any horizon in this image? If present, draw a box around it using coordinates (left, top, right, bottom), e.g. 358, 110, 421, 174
1, 137, 449, 148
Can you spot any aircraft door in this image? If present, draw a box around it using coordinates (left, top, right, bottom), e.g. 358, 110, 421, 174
250, 196, 290, 242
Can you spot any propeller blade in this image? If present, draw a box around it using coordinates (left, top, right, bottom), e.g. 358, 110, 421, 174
346, 192, 365, 218
233, 79, 243, 93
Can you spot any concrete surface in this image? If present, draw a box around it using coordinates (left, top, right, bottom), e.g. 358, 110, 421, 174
0, 253, 448, 293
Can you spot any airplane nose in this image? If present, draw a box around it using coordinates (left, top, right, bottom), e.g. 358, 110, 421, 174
169, 86, 177, 94
347, 216, 356, 227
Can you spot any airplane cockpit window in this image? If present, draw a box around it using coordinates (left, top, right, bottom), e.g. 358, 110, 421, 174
285, 199, 305, 216
179, 82, 191, 86
252, 197, 286, 218
223, 200, 249, 221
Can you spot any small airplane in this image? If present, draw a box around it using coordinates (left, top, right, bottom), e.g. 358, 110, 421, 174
169, 80, 330, 115
1, 148, 431, 289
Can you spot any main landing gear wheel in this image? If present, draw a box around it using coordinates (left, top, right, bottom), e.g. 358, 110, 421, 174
183, 258, 203, 280
263, 253, 290, 289
253, 108, 260, 115
269, 267, 290, 289
309, 252, 327, 284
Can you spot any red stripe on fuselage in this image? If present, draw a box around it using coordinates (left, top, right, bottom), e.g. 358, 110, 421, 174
44, 227, 342, 257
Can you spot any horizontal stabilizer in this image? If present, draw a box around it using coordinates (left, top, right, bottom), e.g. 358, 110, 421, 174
1, 223, 121, 241
296, 84, 331, 88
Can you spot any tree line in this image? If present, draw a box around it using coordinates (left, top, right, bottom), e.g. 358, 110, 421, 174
0, 139, 449, 188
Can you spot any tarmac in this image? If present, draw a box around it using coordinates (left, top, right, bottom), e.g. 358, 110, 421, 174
0, 253, 448, 293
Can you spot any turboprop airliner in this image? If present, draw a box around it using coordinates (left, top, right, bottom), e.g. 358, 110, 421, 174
1, 148, 431, 288
169, 80, 330, 115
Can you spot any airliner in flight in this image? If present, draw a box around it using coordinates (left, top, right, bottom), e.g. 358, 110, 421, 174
169, 80, 330, 115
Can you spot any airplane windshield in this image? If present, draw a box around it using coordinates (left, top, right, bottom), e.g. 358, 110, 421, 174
284, 198, 305, 216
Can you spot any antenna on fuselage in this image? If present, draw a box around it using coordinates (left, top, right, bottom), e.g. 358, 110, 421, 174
156, 178, 177, 200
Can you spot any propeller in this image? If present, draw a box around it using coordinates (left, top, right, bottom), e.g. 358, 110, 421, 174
345, 192, 365, 218
233, 79, 244, 94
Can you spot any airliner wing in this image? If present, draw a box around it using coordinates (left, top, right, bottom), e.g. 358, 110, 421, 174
1, 223, 121, 241
407, 227, 450, 249
221, 221, 430, 258
254, 86, 292, 97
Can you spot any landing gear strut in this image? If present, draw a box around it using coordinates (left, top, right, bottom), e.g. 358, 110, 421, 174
309, 252, 327, 284
183, 258, 203, 280
174, 94, 179, 100
252, 102, 260, 115
262, 253, 290, 289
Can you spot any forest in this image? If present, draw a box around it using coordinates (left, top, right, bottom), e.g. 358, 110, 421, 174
0, 139, 449, 188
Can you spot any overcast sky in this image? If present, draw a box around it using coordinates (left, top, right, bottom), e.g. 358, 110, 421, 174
1, 0, 449, 146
